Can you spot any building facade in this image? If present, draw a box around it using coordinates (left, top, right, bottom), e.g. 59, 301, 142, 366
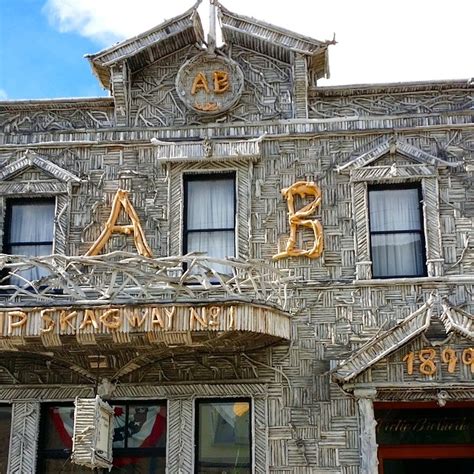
0, 3, 473, 473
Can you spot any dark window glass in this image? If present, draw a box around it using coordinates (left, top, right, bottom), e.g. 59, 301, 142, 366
0, 406, 11, 474
368, 186, 426, 278
376, 407, 474, 445
196, 399, 251, 473
383, 458, 474, 474
184, 174, 235, 274
3, 199, 55, 283
38, 403, 166, 473
377, 407, 474, 474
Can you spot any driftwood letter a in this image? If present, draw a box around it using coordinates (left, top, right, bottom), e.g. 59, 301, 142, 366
85, 189, 153, 257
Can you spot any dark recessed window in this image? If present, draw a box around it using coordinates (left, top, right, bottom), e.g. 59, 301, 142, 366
37, 402, 167, 473
368, 185, 426, 278
184, 173, 236, 274
196, 399, 251, 474
3, 198, 55, 283
0, 405, 11, 473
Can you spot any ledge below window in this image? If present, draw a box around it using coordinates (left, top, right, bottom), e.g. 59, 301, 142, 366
352, 275, 474, 287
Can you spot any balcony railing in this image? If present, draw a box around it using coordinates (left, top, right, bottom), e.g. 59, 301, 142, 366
0, 252, 293, 310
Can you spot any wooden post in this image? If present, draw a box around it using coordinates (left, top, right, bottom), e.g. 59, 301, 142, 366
293, 53, 308, 119
167, 399, 193, 473
8, 402, 40, 474
354, 388, 378, 474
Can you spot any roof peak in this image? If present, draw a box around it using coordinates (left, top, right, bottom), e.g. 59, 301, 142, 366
87, 2, 332, 90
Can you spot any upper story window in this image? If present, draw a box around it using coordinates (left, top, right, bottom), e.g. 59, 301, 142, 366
3, 198, 55, 282
196, 399, 251, 473
184, 173, 236, 273
368, 185, 426, 278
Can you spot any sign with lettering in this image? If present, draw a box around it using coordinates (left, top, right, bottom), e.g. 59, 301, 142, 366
0, 304, 236, 336
176, 53, 244, 115
0, 303, 290, 345
403, 347, 474, 375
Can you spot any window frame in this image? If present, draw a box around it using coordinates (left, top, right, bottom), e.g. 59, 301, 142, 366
368, 183, 427, 279
195, 397, 252, 474
350, 168, 444, 280
182, 171, 237, 259
37, 401, 167, 472
169, 162, 251, 264
3, 197, 56, 256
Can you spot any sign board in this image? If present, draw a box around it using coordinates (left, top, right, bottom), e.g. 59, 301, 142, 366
176, 52, 244, 115
71, 396, 114, 470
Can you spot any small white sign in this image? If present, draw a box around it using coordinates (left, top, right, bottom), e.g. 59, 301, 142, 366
71, 396, 114, 470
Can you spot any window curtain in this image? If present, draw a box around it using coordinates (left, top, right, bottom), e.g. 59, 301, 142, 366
369, 188, 424, 277
8, 201, 55, 283
186, 178, 235, 274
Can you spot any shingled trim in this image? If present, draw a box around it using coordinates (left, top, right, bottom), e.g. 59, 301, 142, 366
334, 297, 474, 383
87, 5, 202, 66
336, 138, 458, 172
86, 4, 204, 88
333, 296, 434, 383
218, 2, 331, 78
218, 2, 328, 54
0, 150, 81, 183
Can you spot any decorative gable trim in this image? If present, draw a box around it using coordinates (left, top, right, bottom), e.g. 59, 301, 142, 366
87, 5, 204, 89
349, 163, 437, 182
333, 297, 434, 383
151, 136, 264, 163
336, 138, 458, 172
440, 300, 474, 339
333, 296, 474, 383
0, 151, 81, 184
218, 2, 332, 79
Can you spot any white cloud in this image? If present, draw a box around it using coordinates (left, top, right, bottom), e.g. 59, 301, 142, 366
43, 0, 196, 45
0, 89, 7, 100
43, 0, 474, 85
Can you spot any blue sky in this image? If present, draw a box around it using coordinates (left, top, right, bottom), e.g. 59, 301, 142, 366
0, 0, 107, 99
1, 0, 473, 101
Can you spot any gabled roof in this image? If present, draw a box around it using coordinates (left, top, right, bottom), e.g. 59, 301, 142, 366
333, 296, 474, 383
86, 2, 333, 90
337, 138, 459, 172
86, 4, 204, 89
0, 150, 81, 183
218, 2, 332, 78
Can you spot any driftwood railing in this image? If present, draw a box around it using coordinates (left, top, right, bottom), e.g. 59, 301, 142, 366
0, 252, 293, 310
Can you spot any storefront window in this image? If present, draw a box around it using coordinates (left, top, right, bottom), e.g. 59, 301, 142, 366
37, 402, 166, 473
0, 406, 11, 473
196, 399, 251, 473
376, 405, 474, 474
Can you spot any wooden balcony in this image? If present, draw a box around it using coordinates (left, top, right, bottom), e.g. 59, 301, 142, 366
0, 252, 293, 359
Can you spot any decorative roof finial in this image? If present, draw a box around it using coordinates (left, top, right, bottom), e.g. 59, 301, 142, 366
208, 0, 217, 53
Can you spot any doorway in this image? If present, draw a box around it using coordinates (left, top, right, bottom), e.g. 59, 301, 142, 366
375, 402, 474, 474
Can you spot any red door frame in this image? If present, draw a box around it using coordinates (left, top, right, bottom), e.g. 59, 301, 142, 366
374, 402, 474, 474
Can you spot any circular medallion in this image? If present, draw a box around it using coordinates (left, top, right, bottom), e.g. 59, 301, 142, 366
176, 53, 244, 115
